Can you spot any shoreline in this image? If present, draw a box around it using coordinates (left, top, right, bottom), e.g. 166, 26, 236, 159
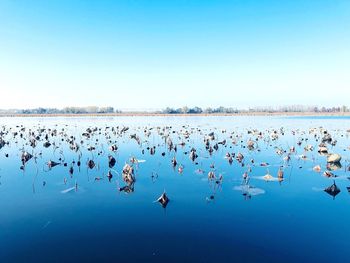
1, 112, 350, 118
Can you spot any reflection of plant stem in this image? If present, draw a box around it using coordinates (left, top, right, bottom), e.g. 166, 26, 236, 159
289, 163, 294, 184
32, 162, 39, 194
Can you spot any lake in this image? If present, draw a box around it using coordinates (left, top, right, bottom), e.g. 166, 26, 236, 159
0, 116, 350, 263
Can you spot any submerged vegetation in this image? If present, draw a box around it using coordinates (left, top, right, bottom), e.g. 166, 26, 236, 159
1, 120, 350, 203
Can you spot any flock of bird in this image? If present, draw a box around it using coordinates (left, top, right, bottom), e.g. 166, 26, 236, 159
1, 123, 350, 206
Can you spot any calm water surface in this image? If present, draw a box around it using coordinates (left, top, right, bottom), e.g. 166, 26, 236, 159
0, 116, 349, 263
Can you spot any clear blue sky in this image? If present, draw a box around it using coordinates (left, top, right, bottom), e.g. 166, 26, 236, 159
1, 0, 349, 110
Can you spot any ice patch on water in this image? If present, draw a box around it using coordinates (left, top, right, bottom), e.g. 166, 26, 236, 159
234, 185, 265, 196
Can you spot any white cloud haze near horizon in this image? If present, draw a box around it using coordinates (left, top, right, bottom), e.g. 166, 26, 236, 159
1, 0, 349, 110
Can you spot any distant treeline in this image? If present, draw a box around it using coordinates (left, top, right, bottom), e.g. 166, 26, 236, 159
0, 105, 349, 115
161, 106, 239, 114
249, 105, 349, 113
0, 106, 118, 114
161, 105, 350, 114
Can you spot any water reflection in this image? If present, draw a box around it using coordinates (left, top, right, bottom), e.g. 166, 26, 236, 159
1, 116, 350, 262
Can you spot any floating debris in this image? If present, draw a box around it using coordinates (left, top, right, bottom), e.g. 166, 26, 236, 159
313, 165, 321, 172
122, 163, 135, 184
107, 170, 113, 182
323, 171, 335, 178
47, 160, 60, 169
327, 153, 342, 164
43, 141, 51, 148
109, 145, 118, 152
2, 121, 350, 210
87, 159, 95, 169
208, 171, 216, 180
154, 191, 169, 208
171, 157, 177, 167
324, 181, 341, 199
119, 185, 134, 193
21, 151, 33, 165
277, 168, 284, 181
262, 170, 278, 182
189, 148, 198, 162
206, 195, 215, 202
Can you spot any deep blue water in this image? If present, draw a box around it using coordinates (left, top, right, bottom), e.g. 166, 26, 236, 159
0, 116, 350, 263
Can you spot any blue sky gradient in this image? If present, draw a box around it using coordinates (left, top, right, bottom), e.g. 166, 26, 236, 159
1, 0, 349, 109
